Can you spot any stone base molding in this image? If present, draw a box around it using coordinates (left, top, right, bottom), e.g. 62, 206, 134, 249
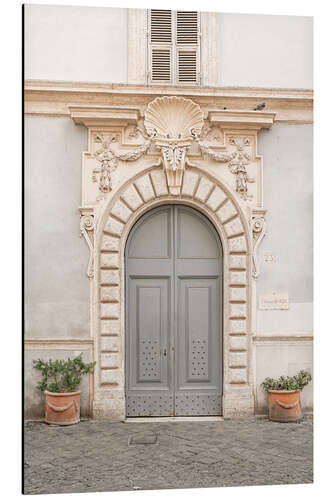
67, 95, 276, 419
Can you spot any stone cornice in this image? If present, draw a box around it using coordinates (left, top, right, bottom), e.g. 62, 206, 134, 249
69, 105, 141, 127
24, 80, 313, 124
208, 110, 275, 130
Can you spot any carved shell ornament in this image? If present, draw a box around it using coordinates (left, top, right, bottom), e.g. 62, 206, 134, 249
144, 97, 204, 194
144, 96, 204, 140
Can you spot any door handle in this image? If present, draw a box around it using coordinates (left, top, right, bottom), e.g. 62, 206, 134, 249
163, 347, 167, 356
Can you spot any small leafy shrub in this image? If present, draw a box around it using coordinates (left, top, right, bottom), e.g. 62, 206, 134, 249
33, 353, 95, 393
261, 370, 312, 392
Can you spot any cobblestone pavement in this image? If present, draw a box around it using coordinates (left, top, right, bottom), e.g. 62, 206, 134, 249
24, 417, 313, 494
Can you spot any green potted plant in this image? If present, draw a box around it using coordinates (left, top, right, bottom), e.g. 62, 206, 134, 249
261, 370, 312, 422
33, 353, 95, 425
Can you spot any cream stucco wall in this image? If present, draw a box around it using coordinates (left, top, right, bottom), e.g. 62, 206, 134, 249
254, 123, 313, 413
220, 14, 313, 88
24, 116, 90, 339
24, 5, 312, 90
24, 5, 128, 83
257, 124, 313, 332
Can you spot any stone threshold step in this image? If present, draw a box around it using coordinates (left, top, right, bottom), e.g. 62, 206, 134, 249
125, 416, 225, 423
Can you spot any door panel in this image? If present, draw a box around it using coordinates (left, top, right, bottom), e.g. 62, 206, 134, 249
127, 208, 171, 259
125, 205, 222, 417
175, 278, 222, 415
176, 207, 220, 259
126, 206, 174, 417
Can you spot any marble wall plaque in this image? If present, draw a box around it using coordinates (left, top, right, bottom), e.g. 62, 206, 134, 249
259, 292, 289, 310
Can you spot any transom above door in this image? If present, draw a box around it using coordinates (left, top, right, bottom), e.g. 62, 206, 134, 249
125, 205, 223, 417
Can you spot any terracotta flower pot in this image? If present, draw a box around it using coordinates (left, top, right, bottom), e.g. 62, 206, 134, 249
268, 389, 302, 422
44, 390, 81, 425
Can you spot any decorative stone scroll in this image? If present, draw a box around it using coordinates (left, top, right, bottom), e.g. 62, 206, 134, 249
251, 209, 267, 279
80, 209, 95, 279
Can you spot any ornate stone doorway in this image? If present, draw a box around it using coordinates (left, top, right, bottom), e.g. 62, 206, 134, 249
71, 95, 275, 419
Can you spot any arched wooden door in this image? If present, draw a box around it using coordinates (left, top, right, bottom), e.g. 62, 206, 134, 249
125, 205, 223, 417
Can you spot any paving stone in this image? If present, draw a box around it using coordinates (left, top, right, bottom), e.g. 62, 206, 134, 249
23, 417, 313, 494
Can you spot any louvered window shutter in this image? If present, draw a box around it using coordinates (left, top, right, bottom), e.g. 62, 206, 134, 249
149, 9, 172, 83
148, 10, 200, 85
176, 11, 200, 84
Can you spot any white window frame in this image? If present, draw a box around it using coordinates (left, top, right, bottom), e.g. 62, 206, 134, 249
128, 9, 220, 87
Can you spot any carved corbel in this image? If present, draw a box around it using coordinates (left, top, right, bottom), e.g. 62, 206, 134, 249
251, 209, 266, 279
80, 210, 95, 279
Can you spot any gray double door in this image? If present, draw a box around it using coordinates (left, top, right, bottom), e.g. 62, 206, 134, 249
125, 205, 223, 417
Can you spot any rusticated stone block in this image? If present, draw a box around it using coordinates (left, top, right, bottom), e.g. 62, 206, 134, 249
230, 319, 247, 333
224, 217, 244, 237
100, 286, 120, 303
195, 177, 214, 202
111, 200, 132, 223
104, 217, 124, 237
93, 398, 125, 419
206, 185, 228, 211
216, 200, 237, 223
135, 174, 155, 202
230, 302, 247, 317
229, 335, 247, 350
100, 269, 120, 285
101, 319, 120, 334
229, 271, 247, 285
229, 367, 247, 383
229, 286, 247, 301
101, 353, 121, 368
122, 184, 143, 211
228, 236, 247, 252
101, 336, 120, 352
150, 169, 168, 196
222, 403, 254, 418
182, 170, 199, 197
101, 234, 120, 252
229, 352, 247, 367
229, 254, 247, 269
100, 302, 120, 318
100, 369, 123, 386
100, 253, 120, 269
